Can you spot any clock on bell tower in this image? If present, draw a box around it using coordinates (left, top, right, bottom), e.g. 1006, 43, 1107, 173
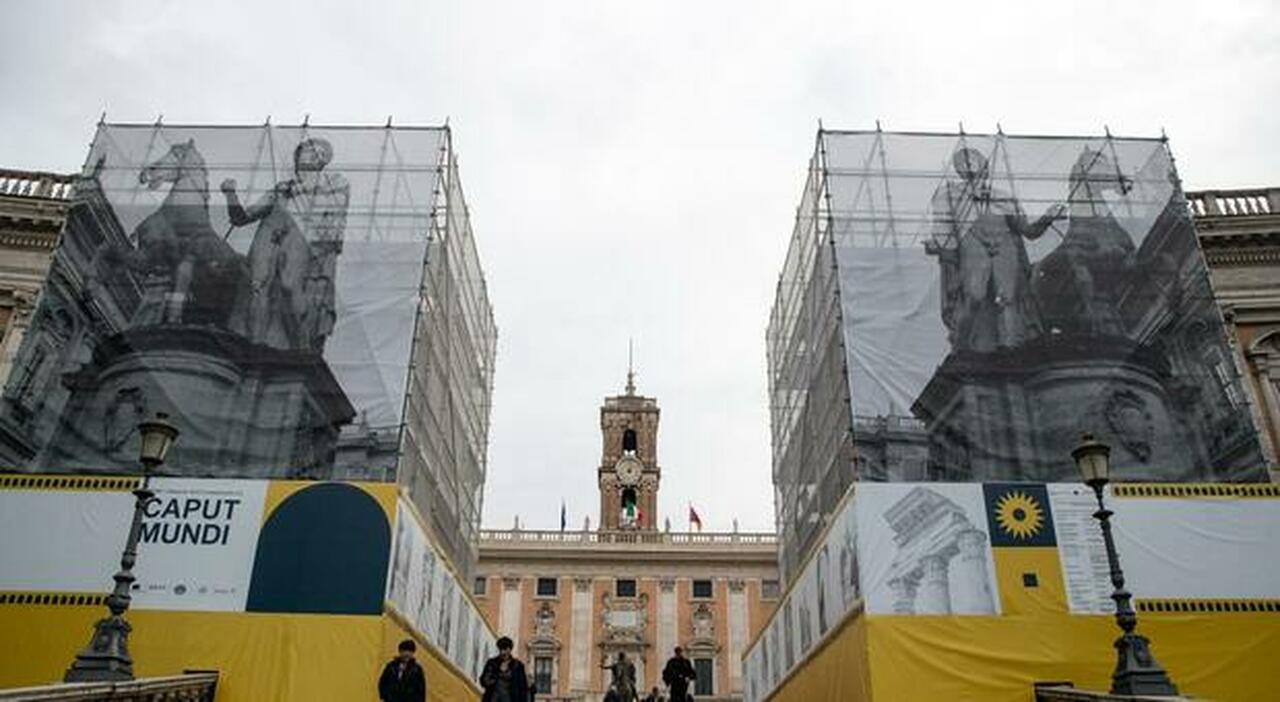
598, 367, 660, 531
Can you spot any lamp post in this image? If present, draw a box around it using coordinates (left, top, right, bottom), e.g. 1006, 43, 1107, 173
65, 412, 179, 682
1071, 433, 1179, 697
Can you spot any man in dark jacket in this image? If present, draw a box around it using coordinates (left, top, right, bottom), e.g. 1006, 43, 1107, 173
480, 636, 530, 702
379, 639, 427, 702
661, 647, 696, 702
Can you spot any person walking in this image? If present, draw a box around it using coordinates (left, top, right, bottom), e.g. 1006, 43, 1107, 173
378, 639, 427, 702
661, 647, 696, 702
480, 636, 530, 702
642, 685, 664, 702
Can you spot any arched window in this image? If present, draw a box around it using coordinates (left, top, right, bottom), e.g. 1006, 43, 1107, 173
622, 428, 638, 454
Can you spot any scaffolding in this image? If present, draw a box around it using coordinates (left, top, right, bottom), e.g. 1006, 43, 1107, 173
0, 121, 497, 579
766, 126, 1267, 584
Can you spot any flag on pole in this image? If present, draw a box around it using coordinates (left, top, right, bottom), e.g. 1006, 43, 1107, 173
560, 500, 567, 532
689, 504, 703, 532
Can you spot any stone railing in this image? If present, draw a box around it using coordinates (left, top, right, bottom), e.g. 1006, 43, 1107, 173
0, 673, 218, 702
1034, 685, 1189, 702
481, 529, 776, 547
0, 169, 75, 201
1186, 187, 1278, 218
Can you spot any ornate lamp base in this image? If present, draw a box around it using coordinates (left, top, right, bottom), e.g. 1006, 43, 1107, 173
1111, 632, 1179, 696
64, 613, 134, 682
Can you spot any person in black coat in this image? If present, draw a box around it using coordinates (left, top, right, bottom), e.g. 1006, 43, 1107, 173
480, 636, 530, 702
379, 639, 427, 702
661, 646, 696, 702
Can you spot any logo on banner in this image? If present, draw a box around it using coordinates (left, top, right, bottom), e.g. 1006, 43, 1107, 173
984, 484, 1055, 547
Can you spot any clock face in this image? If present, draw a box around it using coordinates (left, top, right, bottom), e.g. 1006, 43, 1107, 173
616, 456, 642, 485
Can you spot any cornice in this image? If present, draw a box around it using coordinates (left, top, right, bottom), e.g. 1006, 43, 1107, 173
1204, 247, 1280, 267
0, 229, 60, 251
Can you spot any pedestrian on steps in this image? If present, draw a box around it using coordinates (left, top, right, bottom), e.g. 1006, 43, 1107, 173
378, 639, 427, 702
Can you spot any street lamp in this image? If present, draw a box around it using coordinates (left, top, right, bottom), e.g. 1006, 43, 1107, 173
65, 412, 179, 682
1071, 433, 1179, 697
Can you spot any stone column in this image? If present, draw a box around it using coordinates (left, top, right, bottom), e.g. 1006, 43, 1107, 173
498, 577, 523, 654
916, 553, 952, 614
889, 575, 919, 614
569, 577, 594, 692
727, 579, 748, 693
657, 578, 677, 667
1254, 361, 1280, 464
950, 528, 995, 613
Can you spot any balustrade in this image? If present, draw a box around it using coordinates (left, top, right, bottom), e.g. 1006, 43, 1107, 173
0, 169, 74, 201
0, 672, 217, 702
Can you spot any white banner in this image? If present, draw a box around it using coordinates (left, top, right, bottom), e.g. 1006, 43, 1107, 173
386, 498, 496, 674
1050, 484, 1280, 613
0, 479, 266, 611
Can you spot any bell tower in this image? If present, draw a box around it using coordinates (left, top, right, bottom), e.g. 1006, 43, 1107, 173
598, 363, 660, 531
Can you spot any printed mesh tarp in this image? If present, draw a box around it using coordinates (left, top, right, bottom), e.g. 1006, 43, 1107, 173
826, 131, 1265, 482
0, 123, 449, 481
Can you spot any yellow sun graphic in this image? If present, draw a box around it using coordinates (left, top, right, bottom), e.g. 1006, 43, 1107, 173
995, 491, 1044, 540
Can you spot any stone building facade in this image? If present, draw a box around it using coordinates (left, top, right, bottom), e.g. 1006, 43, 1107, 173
477, 382, 779, 701
1189, 187, 1280, 477
0, 169, 72, 388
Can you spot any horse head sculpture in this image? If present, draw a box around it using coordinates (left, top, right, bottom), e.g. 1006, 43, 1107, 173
139, 138, 209, 200
1032, 146, 1137, 337
93, 138, 245, 328
1068, 147, 1131, 210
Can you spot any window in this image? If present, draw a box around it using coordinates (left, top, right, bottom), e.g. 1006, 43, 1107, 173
534, 655, 553, 693
615, 579, 637, 598
694, 657, 714, 695
473, 577, 487, 596
622, 428, 637, 453
536, 577, 558, 598
761, 579, 780, 600
692, 579, 713, 599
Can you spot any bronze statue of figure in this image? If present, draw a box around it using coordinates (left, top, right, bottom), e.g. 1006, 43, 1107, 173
220, 137, 349, 353
601, 651, 638, 701
926, 146, 1065, 352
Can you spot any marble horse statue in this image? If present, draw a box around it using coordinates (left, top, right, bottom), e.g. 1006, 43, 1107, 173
1032, 146, 1137, 337
91, 139, 246, 328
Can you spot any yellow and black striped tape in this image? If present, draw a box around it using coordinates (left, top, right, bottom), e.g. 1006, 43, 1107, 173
1137, 598, 1280, 614
0, 474, 140, 492
1114, 483, 1280, 499
0, 591, 109, 607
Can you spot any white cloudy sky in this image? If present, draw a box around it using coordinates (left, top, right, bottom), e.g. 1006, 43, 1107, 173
2, 1, 1277, 532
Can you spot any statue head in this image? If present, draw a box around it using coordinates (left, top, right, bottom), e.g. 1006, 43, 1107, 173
294, 137, 334, 174
951, 147, 989, 185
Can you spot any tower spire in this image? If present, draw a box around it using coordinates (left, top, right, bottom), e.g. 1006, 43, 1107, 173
625, 338, 636, 396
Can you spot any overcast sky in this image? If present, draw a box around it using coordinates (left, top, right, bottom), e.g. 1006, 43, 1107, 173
2, 1, 1277, 532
